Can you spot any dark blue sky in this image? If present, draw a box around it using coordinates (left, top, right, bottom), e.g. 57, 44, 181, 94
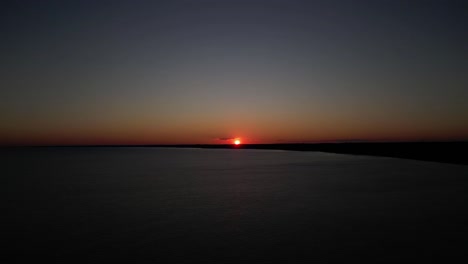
1, 0, 467, 144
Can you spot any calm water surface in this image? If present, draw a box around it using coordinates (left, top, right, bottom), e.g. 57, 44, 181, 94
3, 148, 468, 263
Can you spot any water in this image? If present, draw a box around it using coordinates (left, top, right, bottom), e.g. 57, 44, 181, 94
3, 148, 468, 263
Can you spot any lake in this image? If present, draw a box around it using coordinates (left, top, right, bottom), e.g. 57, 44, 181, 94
3, 148, 468, 263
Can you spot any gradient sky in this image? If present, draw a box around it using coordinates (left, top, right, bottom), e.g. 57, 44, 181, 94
1, 0, 467, 145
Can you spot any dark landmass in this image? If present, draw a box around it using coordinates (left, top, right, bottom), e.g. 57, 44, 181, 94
151, 142, 468, 165
25, 141, 468, 165
172, 142, 468, 165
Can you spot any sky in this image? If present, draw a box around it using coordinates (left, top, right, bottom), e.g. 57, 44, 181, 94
1, 0, 467, 145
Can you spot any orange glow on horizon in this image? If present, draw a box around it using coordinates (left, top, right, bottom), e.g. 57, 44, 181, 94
234, 139, 241, 145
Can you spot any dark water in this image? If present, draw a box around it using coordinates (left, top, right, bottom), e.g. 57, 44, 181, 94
3, 148, 468, 263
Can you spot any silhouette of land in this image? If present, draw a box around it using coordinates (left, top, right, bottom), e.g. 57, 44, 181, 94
147, 142, 467, 165
37, 142, 468, 165
3, 142, 465, 165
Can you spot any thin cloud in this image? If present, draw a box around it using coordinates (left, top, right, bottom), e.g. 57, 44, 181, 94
217, 137, 234, 141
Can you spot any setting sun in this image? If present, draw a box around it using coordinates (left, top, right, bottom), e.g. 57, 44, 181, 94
234, 139, 241, 145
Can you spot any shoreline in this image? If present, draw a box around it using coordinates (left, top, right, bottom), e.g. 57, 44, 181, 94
165, 142, 468, 165
4, 142, 467, 165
